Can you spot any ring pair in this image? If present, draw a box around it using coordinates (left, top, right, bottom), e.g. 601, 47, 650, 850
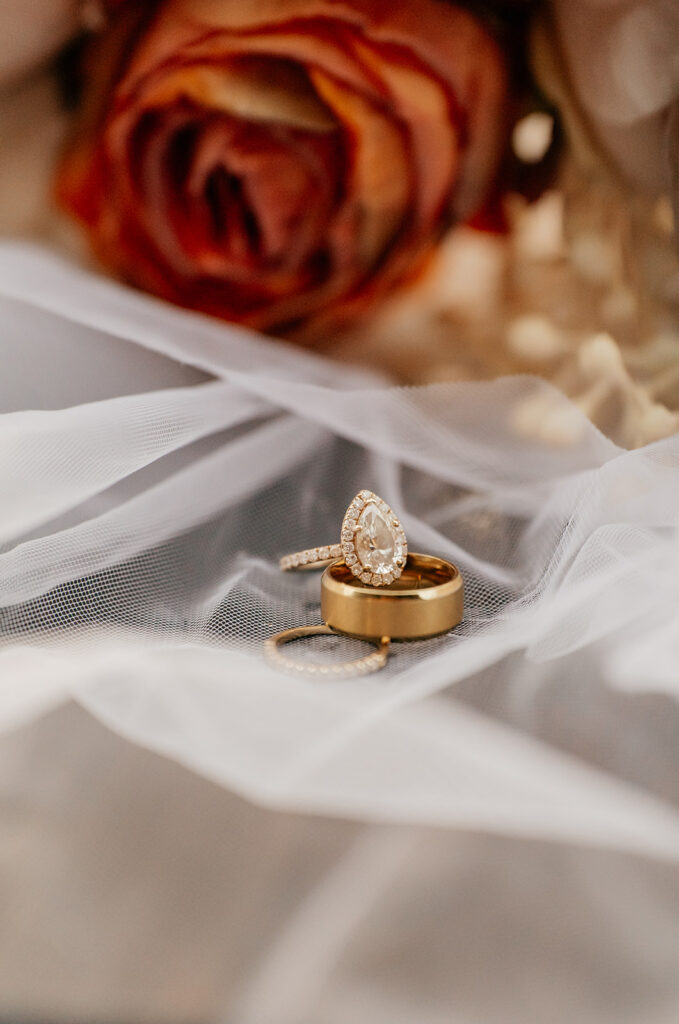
268, 491, 463, 677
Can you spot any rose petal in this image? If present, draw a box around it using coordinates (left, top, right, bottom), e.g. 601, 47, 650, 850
350, 38, 458, 229
57, 0, 510, 335
311, 67, 410, 268
141, 58, 337, 132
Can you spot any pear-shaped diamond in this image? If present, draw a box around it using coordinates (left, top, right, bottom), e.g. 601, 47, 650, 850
341, 492, 407, 585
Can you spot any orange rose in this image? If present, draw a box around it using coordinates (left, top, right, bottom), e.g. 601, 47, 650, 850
58, 0, 510, 335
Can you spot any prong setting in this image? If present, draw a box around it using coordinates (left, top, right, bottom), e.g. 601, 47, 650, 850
340, 491, 407, 587
279, 491, 408, 587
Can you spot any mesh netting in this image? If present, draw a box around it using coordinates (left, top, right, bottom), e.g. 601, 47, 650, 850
2, 242, 679, 860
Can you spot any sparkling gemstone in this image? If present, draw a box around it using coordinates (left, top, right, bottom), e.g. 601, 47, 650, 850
355, 501, 404, 575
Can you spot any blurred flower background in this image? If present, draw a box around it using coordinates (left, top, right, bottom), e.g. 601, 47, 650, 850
1, 0, 678, 446
56, 0, 511, 333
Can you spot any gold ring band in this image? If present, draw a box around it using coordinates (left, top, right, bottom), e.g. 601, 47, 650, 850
321, 553, 463, 641
280, 490, 408, 587
264, 624, 390, 678
280, 544, 343, 571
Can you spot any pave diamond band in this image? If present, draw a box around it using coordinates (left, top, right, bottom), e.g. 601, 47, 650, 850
264, 625, 390, 679
279, 544, 342, 571
280, 490, 408, 588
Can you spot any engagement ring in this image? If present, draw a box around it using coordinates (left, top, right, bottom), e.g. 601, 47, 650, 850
280, 490, 408, 587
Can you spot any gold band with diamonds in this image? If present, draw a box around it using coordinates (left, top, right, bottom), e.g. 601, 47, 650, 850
279, 543, 342, 572
321, 554, 463, 641
279, 490, 408, 587
264, 624, 390, 679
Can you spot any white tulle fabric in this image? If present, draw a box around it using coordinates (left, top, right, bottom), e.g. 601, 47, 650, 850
1, 242, 679, 862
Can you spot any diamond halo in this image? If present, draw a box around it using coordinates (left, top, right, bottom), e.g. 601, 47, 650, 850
341, 490, 407, 587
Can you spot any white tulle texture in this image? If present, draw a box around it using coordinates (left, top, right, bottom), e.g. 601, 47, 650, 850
2, 242, 679, 861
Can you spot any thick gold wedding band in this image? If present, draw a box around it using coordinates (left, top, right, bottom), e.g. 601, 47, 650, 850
321, 553, 463, 641
264, 624, 390, 678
